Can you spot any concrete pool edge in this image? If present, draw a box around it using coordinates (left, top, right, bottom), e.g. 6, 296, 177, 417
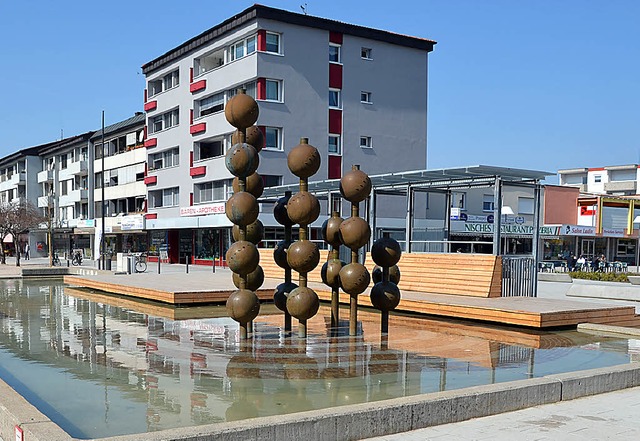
0, 362, 638, 441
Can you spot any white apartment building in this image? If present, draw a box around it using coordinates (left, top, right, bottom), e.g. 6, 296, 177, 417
558, 164, 640, 196
141, 4, 435, 264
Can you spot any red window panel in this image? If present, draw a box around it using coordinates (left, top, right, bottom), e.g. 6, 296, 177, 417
328, 155, 342, 179
143, 125, 147, 140
328, 109, 342, 134
190, 109, 194, 125
190, 123, 206, 135
144, 138, 157, 148
190, 67, 194, 83
190, 80, 206, 93
190, 192, 194, 206
144, 101, 157, 112
329, 63, 343, 89
256, 78, 266, 100
190, 166, 206, 177
257, 30, 266, 51
145, 213, 157, 220
144, 176, 157, 185
144, 88, 147, 103
329, 31, 343, 44
190, 151, 194, 167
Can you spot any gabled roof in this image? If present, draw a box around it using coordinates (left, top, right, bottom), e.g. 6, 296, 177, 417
90, 113, 145, 141
142, 4, 436, 75
37, 132, 94, 156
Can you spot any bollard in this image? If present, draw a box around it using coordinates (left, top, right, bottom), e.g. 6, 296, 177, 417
157, 256, 161, 274
186, 254, 190, 274
212, 257, 216, 273
67, 259, 70, 267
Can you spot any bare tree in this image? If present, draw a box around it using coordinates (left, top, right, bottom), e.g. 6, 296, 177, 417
0, 202, 46, 266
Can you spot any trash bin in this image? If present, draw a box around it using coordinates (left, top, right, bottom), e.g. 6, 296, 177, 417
105, 258, 111, 271
127, 255, 136, 274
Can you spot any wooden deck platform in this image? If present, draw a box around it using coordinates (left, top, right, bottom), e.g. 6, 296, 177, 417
62, 272, 640, 329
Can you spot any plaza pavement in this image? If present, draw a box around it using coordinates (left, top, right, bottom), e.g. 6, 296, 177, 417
3, 257, 640, 440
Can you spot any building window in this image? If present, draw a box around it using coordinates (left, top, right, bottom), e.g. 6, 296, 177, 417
265, 32, 280, 53
360, 136, 372, 148
229, 35, 257, 61
150, 187, 179, 208
451, 192, 466, 210
328, 135, 341, 154
194, 138, 225, 161
265, 80, 282, 101
329, 89, 341, 109
262, 175, 282, 187
482, 194, 494, 212
149, 69, 179, 97
149, 147, 179, 171
518, 197, 534, 215
329, 44, 341, 63
196, 92, 224, 118
594, 175, 602, 183
194, 48, 225, 76
361, 47, 372, 59
149, 108, 179, 134
227, 81, 256, 99
361, 91, 372, 104
264, 127, 282, 150
194, 181, 225, 204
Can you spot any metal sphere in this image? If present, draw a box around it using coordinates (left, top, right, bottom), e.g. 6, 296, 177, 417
372, 264, 401, 284
286, 286, 320, 321
340, 169, 371, 203
321, 214, 343, 247
339, 217, 371, 251
226, 191, 259, 226
233, 172, 264, 198
339, 263, 371, 295
287, 139, 320, 178
273, 240, 293, 270
233, 265, 264, 291
273, 194, 293, 226
232, 220, 264, 245
370, 281, 401, 311
321, 259, 343, 288
371, 236, 402, 267
287, 191, 320, 226
287, 240, 320, 274
232, 126, 264, 152
226, 241, 259, 276
225, 143, 259, 178
225, 93, 259, 129
226, 289, 261, 323
273, 281, 298, 312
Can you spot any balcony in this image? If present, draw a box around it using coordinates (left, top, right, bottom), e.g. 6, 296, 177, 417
67, 160, 88, 176
10, 171, 25, 185
604, 181, 636, 193
59, 189, 88, 207
38, 196, 52, 208
37, 169, 54, 183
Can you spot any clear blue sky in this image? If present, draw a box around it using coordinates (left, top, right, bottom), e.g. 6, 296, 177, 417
1, 1, 638, 177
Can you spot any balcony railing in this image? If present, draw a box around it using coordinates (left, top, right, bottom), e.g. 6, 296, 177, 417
37, 169, 54, 183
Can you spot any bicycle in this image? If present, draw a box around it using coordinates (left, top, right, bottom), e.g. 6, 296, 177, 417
133, 253, 147, 273
71, 251, 83, 266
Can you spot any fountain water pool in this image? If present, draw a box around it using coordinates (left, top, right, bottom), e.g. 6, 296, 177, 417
0, 279, 637, 439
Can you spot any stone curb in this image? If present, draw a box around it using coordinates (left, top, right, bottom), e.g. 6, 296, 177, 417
578, 322, 640, 338
2, 363, 640, 441
537, 273, 573, 283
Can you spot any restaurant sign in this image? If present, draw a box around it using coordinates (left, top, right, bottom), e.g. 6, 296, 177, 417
562, 225, 596, 236
463, 223, 535, 234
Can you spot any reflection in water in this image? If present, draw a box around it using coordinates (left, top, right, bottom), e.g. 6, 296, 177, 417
0, 279, 636, 439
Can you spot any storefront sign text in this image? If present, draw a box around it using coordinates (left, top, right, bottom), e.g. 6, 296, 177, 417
602, 228, 625, 237
180, 203, 226, 217
121, 215, 144, 231
562, 225, 596, 236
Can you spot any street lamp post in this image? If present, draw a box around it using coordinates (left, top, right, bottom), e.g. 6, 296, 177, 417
101, 111, 106, 270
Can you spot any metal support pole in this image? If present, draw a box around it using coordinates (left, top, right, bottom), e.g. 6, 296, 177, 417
405, 185, 414, 253
445, 190, 452, 253
532, 183, 541, 297
186, 254, 189, 273
369, 189, 377, 248
100, 111, 106, 270
157, 255, 161, 274
493, 177, 503, 256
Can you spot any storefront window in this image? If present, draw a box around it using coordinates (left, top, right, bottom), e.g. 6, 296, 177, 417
122, 234, 147, 254
616, 239, 637, 264
542, 238, 575, 260
148, 230, 167, 257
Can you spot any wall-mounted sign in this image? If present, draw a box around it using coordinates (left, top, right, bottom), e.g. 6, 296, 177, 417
540, 225, 562, 236
180, 203, 226, 217
580, 205, 597, 216
602, 228, 625, 237
462, 223, 535, 234
121, 215, 144, 231
76, 219, 95, 228
562, 225, 596, 236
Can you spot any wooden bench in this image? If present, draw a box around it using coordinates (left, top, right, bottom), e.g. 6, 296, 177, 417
258, 249, 502, 298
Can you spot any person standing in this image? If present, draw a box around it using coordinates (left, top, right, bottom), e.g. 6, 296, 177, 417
24, 242, 30, 260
